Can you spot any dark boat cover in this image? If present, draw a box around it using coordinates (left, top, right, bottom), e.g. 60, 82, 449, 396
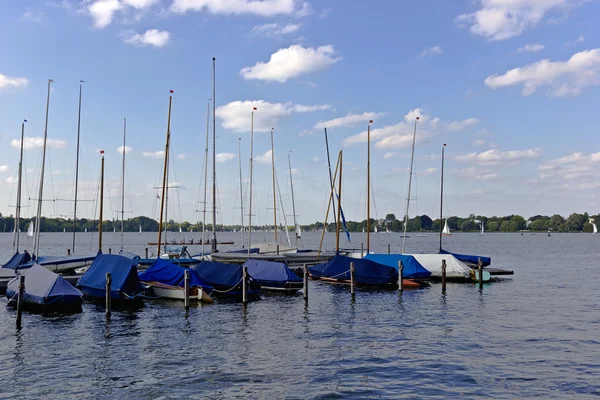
440, 249, 491, 266
2, 252, 31, 269
78, 253, 143, 299
6, 264, 82, 307
309, 254, 398, 285
139, 259, 212, 291
192, 261, 260, 292
242, 259, 302, 284
364, 254, 431, 279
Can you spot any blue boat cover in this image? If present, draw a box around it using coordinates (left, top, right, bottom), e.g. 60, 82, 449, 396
242, 259, 302, 284
6, 264, 82, 306
309, 254, 398, 285
78, 253, 143, 298
364, 254, 431, 279
118, 251, 141, 260
227, 248, 259, 254
193, 261, 260, 292
440, 249, 491, 266
139, 259, 212, 290
2, 252, 31, 269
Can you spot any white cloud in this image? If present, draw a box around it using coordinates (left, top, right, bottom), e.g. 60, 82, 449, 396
215, 152, 236, 162
538, 152, 600, 180
240, 44, 341, 82
419, 45, 443, 58
517, 43, 545, 53
447, 118, 479, 132
485, 49, 600, 96
171, 0, 300, 16
0, 165, 8, 172
566, 35, 584, 46
455, 148, 541, 165
314, 112, 385, 130
116, 145, 132, 154
312, 156, 319, 162
6, 176, 17, 183
420, 168, 438, 175
343, 109, 427, 147
216, 99, 331, 133
383, 152, 398, 159
0, 74, 28, 90
255, 149, 272, 164
122, 0, 158, 8
176, 153, 187, 160
126, 29, 171, 47
251, 23, 300, 37
142, 150, 164, 158
473, 139, 485, 146
451, 166, 499, 180
456, 0, 571, 41
88, 0, 122, 28
318, 8, 331, 18
21, 10, 44, 23
11, 137, 67, 150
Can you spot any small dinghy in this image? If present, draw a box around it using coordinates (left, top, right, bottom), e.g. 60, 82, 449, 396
78, 253, 144, 302
139, 259, 213, 303
363, 253, 431, 288
242, 259, 303, 292
410, 254, 491, 282
2, 252, 32, 270
193, 261, 260, 301
309, 254, 398, 288
6, 264, 83, 311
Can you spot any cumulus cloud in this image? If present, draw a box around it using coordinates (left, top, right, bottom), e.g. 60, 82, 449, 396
314, 112, 385, 130
383, 152, 398, 159
87, 0, 157, 28
255, 149, 272, 164
456, 0, 572, 41
6, 176, 17, 183
176, 153, 187, 160
116, 145, 132, 154
142, 150, 164, 158
517, 43, 545, 53
473, 139, 485, 146
420, 168, 438, 175
538, 152, 600, 180
451, 166, 499, 180
125, 29, 171, 47
0, 73, 28, 90
171, 0, 300, 16
216, 100, 331, 133
343, 109, 428, 147
485, 49, 600, 96
447, 118, 479, 132
240, 44, 341, 82
419, 45, 443, 58
251, 23, 300, 37
215, 152, 236, 162
312, 156, 319, 162
11, 137, 67, 150
455, 148, 541, 165
0, 165, 8, 172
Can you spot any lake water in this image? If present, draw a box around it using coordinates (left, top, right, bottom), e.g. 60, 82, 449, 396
0, 231, 599, 399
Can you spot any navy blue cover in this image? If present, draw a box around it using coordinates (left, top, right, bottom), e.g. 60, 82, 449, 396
363, 254, 431, 279
2, 252, 31, 269
440, 249, 491, 266
193, 261, 260, 293
78, 253, 143, 299
139, 259, 212, 290
6, 264, 82, 307
309, 254, 398, 285
243, 259, 302, 284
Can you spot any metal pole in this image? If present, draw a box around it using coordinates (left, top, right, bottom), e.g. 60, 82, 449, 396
387, 243, 391, 254
242, 265, 248, 304
184, 269, 190, 309
440, 144, 446, 253
13, 121, 25, 253
367, 123, 371, 253
73, 81, 84, 254
270, 128, 278, 243
441, 259, 447, 294
324, 128, 337, 227
211, 57, 217, 254
289, 152, 299, 247
157, 91, 173, 257
120, 118, 126, 252
238, 138, 244, 247
105, 272, 112, 317
402, 118, 419, 254
202, 103, 209, 256
398, 260, 404, 294
478, 257, 483, 290
248, 108, 255, 257
145, 247, 148, 259
16, 275, 25, 329
350, 261, 355, 297
99, 151, 104, 253
336, 151, 343, 253
303, 264, 308, 302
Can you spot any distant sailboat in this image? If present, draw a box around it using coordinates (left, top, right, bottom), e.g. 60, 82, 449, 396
179, 226, 182, 233
589, 218, 597, 235
139, 225, 142, 234
442, 219, 452, 236
374, 225, 378, 234
27, 221, 34, 238
63, 228, 66, 233
85, 227, 88, 233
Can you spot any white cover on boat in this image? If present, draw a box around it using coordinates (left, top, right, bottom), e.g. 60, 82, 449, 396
409, 254, 471, 278
251, 242, 296, 254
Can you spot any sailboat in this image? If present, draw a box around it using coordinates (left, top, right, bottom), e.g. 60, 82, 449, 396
179, 226, 182, 233
288, 153, 302, 242
139, 225, 142, 234
442, 219, 452, 236
480, 220, 484, 235
27, 221, 34, 238
590, 218, 597, 235
374, 225, 378, 234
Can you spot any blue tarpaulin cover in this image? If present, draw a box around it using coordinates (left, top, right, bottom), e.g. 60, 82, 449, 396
242, 259, 302, 284
364, 254, 431, 279
78, 253, 143, 299
139, 259, 212, 291
6, 264, 82, 307
193, 261, 260, 293
440, 249, 491, 266
309, 254, 398, 285
2, 252, 31, 269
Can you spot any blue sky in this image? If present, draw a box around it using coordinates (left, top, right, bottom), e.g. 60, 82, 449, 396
0, 0, 599, 226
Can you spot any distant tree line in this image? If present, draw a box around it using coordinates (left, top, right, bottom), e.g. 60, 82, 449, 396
0, 212, 597, 233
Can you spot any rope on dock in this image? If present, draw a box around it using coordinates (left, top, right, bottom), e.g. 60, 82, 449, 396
210, 277, 244, 294
326, 269, 352, 279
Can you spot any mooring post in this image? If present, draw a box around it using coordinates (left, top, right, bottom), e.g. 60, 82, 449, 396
16, 275, 25, 329
67, 248, 71, 256
184, 269, 190, 309
398, 260, 404, 294
361, 243, 364, 257
277, 244, 280, 255
105, 272, 112, 317
108, 248, 112, 254
145, 247, 149, 259
441, 259, 447, 294
350, 261, 355, 297
388, 243, 391, 254
303, 264, 308, 302
478, 257, 483, 290
242, 266, 248, 305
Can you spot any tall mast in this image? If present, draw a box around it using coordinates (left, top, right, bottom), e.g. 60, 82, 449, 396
13, 120, 26, 254
336, 150, 343, 253
439, 144, 446, 253
402, 117, 419, 254
99, 150, 105, 252
120, 118, 126, 251
238, 137, 244, 247
288, 152, 298, 246
270, 127, 278, 242
366, 120, 372, 253
72, 80, 84, 254
202, 103, 209, 255
248, 107, 256, 257
324, 128, 337, 228
211, 57, 217, 253
33, 79, 53, 259
157, 90, 173, 256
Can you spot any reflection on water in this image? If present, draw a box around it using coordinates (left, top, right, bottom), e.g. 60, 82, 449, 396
1, 232, 600, 398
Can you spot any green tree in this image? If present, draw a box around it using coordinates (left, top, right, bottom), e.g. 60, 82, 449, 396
385, 213, 396, 222
461, 220, 478, 231
566, 213, 586, 231
549, 214, 566, 231
500, 221, 518, 232
510, 215, 527, 230
419, 215, 433, 230
487, 221, 499, 232
530, 219, 549, 231
447, 216, 460, 230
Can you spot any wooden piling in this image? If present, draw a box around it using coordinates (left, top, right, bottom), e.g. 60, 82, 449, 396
441, 259, 447, 294
478, 257, 483, 290
184, 269, 190, 309
277, 244, 280, 255
16, 275, 25, 329
398, 260, 404, 294
387, 243, 390, 254
242, 266, 248, 304
303, 264, 308, 302
350, 261, 355, 297
145, 247, 149, 258
108, 248, 112, 254
361, 243, 364, 257
67, 248, 71, 256
105, 272, 112, 317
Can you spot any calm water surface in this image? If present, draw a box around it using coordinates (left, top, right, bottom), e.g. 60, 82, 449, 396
0, 231, 599, 399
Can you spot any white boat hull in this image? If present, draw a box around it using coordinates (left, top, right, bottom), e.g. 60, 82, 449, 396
145, 282, 213, 303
